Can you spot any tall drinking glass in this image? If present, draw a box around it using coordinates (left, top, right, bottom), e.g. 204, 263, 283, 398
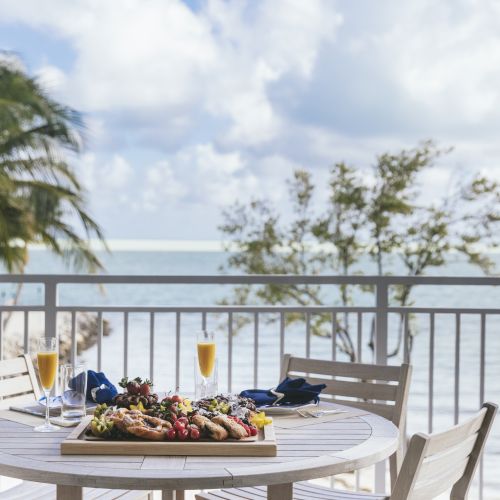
196, 331, 216, 398
61, 364, 87, 421
35, 337, 59, 432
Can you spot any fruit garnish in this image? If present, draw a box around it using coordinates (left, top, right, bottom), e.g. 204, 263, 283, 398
90, 415, 114, 437
250, 411, 272, 429
118, 377, 128, 389
94, 403, 108, 418
129, 401, 146, 412
139, 379, 153, 396
174, 420, 186, 432
178, 398, 192, 414
177, 428, 189, 441
171, 394, 183, 404
177, 416, 189, 426
189, 427, 200, 440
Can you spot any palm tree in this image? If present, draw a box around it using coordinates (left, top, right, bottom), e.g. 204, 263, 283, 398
0, 55, 106, 273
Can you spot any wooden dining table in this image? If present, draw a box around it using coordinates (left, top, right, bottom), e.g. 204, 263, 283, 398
0, 402, 398, 500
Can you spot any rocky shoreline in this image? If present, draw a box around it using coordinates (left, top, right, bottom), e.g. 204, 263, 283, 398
1, 311, 111, 362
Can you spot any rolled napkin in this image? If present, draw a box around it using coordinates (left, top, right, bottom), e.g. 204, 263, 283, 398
70, 370, 117, 404
240, 377, 326, 407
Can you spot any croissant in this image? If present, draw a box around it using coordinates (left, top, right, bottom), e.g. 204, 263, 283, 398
211, 415, 248, 439
191, 414, 228, 441
108, 408, 171, 440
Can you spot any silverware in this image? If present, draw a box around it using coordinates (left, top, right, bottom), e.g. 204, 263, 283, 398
297, 409, 348, 418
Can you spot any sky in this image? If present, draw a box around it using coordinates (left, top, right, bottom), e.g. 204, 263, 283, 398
1, 0, 500, 243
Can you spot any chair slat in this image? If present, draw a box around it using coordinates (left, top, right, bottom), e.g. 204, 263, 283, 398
418, 433, 477, 481
0, 356, 28, 377
411, 458, 468, 500
305, 377, 398, 401
0, 393, 37, 409
287, 357, 402, 381
0, 374, 33, 397
424, 408, 485, 457
0, 482, 151, 500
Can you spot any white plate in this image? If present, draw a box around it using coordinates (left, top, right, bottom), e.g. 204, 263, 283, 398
257, 403, 317, 415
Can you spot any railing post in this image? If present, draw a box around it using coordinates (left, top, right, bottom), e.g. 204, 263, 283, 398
375, 281, 388, 365
44, 279, 58, 339
374, 280, 389, 494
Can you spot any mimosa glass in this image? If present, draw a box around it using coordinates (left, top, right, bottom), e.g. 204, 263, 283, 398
196, 331, 217, 398
35, 337, 59, 432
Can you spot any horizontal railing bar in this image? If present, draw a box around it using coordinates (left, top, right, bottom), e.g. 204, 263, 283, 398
388, 307, 500, 314
1, 274, 500, 286
2, 305, 499, 314
54, 306, 380, 313
0, 306, 46, 311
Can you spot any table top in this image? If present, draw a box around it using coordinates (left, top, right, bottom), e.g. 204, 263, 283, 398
0, 403, 398, 490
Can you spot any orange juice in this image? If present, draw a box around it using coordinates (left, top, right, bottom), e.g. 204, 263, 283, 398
197, 342, 216, 378
37, 351, 58, 390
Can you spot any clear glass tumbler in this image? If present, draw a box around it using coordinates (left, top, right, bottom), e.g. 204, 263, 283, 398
60, 364, 87, 421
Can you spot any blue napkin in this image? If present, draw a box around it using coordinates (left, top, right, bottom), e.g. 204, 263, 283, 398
240, 377, 326, 407
70, 370, 117, 404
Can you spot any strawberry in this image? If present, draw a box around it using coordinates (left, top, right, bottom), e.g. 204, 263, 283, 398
139, 379, 153, 396
177, 428, 189, 441
126, 380, 141, 395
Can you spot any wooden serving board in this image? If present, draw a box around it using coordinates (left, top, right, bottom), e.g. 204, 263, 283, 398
60, 416, 277, 457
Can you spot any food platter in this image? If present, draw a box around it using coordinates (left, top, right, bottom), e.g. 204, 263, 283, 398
60, 416, 277, 456
60, 379, 277, 457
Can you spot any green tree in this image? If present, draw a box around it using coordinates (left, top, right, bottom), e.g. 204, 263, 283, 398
0, 56, 106, 273
219, 171, 324, 333
220, 142, 500, 361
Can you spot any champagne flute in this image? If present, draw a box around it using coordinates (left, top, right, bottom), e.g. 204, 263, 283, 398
35, 337, 59, 432
197, 331, 216, 397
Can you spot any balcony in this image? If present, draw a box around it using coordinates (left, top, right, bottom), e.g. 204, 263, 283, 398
0, 273, 498, 499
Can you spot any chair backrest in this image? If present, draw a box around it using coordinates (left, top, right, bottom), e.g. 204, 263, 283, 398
281, 354, 412, 428
391, 402, 497, 500
0, 355, 41, 409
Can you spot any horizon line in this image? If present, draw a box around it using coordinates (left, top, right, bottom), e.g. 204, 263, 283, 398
26, 239, 500, 254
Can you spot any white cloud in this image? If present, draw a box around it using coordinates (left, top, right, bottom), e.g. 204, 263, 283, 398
140, 160, 186, 212
3, 0, 500, 239
149, 143, 255, 207
0, 0, 341, 148
78, 153, 133, 199
35, 64, 67, 93
341, 0, 500, 130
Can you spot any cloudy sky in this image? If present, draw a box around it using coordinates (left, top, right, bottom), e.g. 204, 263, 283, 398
1, 0, 500, 242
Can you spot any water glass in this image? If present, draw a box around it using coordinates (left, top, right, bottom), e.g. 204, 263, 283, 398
60, 364, 87, 420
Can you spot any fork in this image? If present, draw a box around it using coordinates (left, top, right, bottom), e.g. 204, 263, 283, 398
297, 409, 348, 418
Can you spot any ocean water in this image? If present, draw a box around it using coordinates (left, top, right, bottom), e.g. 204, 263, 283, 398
1, 249, 499, 497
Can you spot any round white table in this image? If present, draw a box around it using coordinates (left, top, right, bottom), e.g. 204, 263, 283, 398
0, 403, 398, 500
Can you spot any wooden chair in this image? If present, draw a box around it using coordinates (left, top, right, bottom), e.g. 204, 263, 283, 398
0, 354, 41, 409
280, 355, 412, 485
198, 354, 412, 499
0, 356, 152, 500
196, 402, 497, 500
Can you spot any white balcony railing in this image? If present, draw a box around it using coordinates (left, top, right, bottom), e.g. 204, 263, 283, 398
0, 274, 499, 498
